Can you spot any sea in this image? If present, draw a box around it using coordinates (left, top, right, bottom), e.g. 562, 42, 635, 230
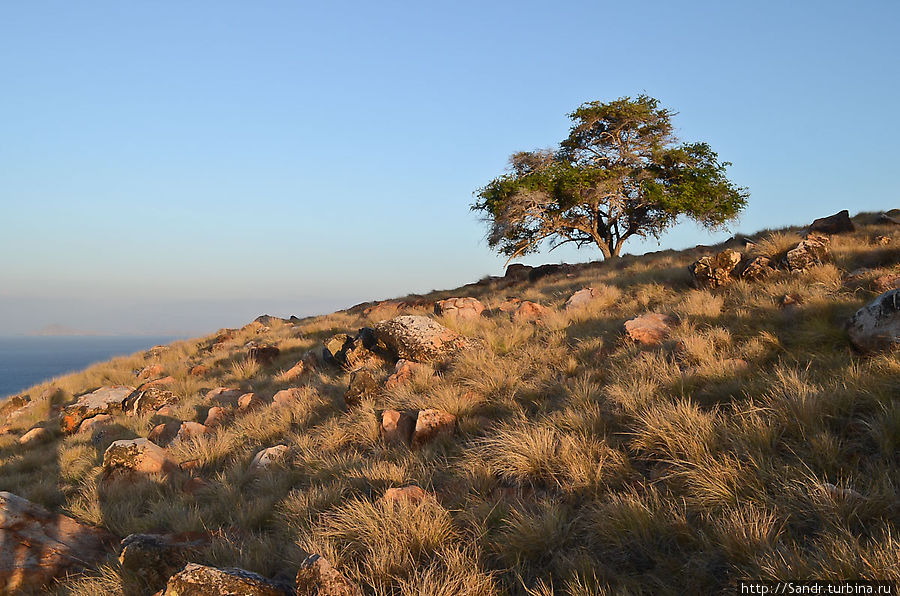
0, 336, 181, 399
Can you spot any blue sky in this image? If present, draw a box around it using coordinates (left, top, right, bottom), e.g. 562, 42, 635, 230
1, 1, 897, 335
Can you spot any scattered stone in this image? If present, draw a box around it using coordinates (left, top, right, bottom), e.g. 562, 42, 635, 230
381, 409, 417, 446
147, 345, 170, 357
512, 300, 551, 321
873, 273, 900, 293
138, 363, 165, 379
689, 249, 743, 288
18, 426, 50, 446
0, 395, 29, 423
809, 209, 855, 235
384, 359, 425, 389
248, 344, 280, 365
847, 289, 900, 352
280, 361, 306, 381
203, 406, 227, 428
785, 237, 830, 271
339, 333, 389, 369
296, 554, 363, 596
497, 298, 522, 313
103, 438, 178, 477
61, 386, 135, 433
189, 364, 210, 376
0, 491, 114, 593
119, 532, 210, 592
373, 315, 475, 363
205, 387, 243, 406
127, 387, 178, 416
141, 375, 176, 389
77, 414, 113, 435
875, 235, 892, 246
623, 313, 674, 346
250, 445, 290, 471
740, 256, 775, 281
345, 368, 379, 407
175, 421, 209, 443
272, 388, 304, 407
381, 485, 429, 505
156, 405, 176, 417
238, 392, 266, 412
411, 409, 456, 448
434, 297, 486, 320
161, 563, 292, 596
565, 287, 603, 311
148, 421, 182, 446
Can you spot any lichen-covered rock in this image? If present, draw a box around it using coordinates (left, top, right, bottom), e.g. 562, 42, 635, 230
690, 249, 742, 288
847, 289, 900, 352
250, 445, 290, 471
127, 387, 178, 416
103, 438, 178, 477
345, 368, 379, 407
809, 209, 855, 235
61, 385, 135, 433
740, 256, 775, 281
411, 409, 456, 448
434, 297, 486, 320
118, 532, 209, 592
0, 491, 115, 593
785, 237, 830, 271
373, 315, 473, 363
161, 562, 292, 595
381, 409, 417, 446
296, 554, 363, 596
624, 313, 674, 346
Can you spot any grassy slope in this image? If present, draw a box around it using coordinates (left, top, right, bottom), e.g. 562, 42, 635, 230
1, 214, 899, 595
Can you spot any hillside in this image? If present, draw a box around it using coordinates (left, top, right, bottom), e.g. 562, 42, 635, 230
1, 211, 899, 595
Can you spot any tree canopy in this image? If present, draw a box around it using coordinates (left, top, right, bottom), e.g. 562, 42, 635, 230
472, 95, 749, 261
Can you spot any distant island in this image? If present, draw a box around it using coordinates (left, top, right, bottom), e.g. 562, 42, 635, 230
26, 324, 101, 337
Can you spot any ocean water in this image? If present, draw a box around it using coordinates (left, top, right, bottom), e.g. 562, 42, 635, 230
0, 336, 180, 399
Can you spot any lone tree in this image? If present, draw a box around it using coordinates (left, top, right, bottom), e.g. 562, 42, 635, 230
472, 95, 749, 261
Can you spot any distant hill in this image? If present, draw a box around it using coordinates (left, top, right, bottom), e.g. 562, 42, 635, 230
27, 324, 100, 336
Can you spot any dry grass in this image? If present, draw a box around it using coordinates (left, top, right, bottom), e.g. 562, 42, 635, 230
3, 213, 900, 594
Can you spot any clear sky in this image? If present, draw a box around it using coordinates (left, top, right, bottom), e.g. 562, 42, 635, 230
1, 1, 897, 335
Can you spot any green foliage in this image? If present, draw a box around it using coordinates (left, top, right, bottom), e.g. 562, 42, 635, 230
472, 95, 748, 260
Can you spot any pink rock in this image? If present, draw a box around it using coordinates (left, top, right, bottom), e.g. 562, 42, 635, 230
381, 485, 429, 505
175, 421, 209, 442
238, 392, 266, 412
434, 297, 486, 320
203, 406, 227, 428
384, 359, 425, 389
381, 409, 417, 446
272, 388, 304, 407
512, 301, 551, 321
623, 313, 674, 346
249, 445, 290, 470
76, 414, 113, 435
411, 409, 456, 448
103, 438, 178, 477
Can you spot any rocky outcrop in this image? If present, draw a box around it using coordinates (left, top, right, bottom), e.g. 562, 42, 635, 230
504, 263, 533, 281
138, 363, 165, 379
0, 491, 115, 593
103, 438, 178, 477
373, 315, 473, 363
411, 409, 456, 448
689, 249, 742, 288
296, 554, 363, 596
118, 532, 209, 592
77, 413, 113, 435
61, 385, 134, 433
785, 237, 830, 271
161, 562, 292, 595
809, 209, 854, 235
189, 364, 210, 376
873, 273, 900, 293
434, 297, 486, 320
847, 289, 900, 352
624, 313, 674, 346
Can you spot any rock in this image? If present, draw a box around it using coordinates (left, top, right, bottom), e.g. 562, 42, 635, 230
565, 287, 603, 311
248, 345, 280, 365
250, 445, 290, 471
203, 406, 228, 428
497, 298, 522, 313
161, 562, 292, 595
373, 315, 474, 363
434, 297, 486, 320
0, 491, 115, 592
384, 359, 425, 389
138, 363, 165, 379
623, 313, 674, 346
411, 409, 456, 448
873, 273, 900, 293
141, 375, 176, 389
740, 256, 775, 281
381, 485, 429, 505
0, 395, 29, 424
272, 388, 304, 407
127, 387, 178, 416
104, 438, 178, 477
175, 421, 209, 443
296, 554, 363, 596
156, 405, 176, 417
345, 369, 379, 407
119, 532, 210, 592
785, 237, 830, 271
280, 361, 306, 381
238, 392, 266, 412
18, 426, 50, 445
689, 249, 742, 288
528, 263, 574, 282
149, 421, 182, 446
875, 235, 892, 246
205, 387, 243, 406
780, 293, 803, 308
809, 209, 855, 235
847, 289, 900, 352
512, 300, 551, 321
77, 414, 113, 435
323, 333, 353, 365
61, 385, 135, 433
340, 333, 389, 370
189, 364, 210, 376
254, 314, 295, 326
504, 263, 533, 281
380, 409, 417, 446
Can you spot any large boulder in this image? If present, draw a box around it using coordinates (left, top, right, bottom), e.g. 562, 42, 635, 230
624, 313, 674, 346
119, 532, 210, 592
373, 315, 473, 363
434, 297, 486, 320
160, 562, 292, 595
809, 209, 855, 235
0, 491, 115, 592
689, 249, 742, 288
785, 237, 830, 271
103, 438, 178, 477
847, 289, 900, 352
296, 554, 363, 596
61, 385, 135, 433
